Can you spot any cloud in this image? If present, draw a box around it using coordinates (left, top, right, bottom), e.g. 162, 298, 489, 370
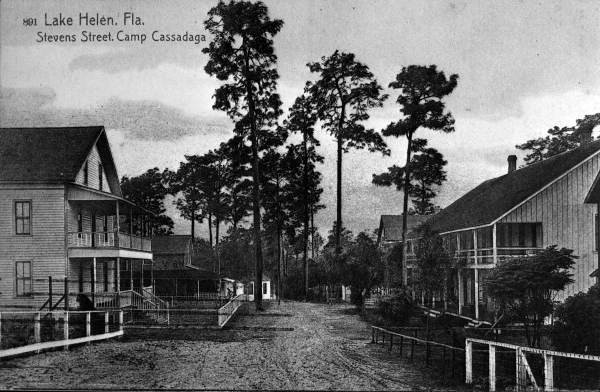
69, 47, 207, 74
0, 87, 230, 141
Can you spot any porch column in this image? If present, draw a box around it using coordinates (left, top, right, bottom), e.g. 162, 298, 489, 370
91, 257, 97, 305
492, 224, 498, 264
129, 208, 133, 248
115, 257, 120, 307
473, 230, 480, 320
115, 201, 120, 248
151, 260, 154, 295
474, 268, 480, 320
140, 260, 144, 291
458, 269, 464, 314
129, 260, 133, 292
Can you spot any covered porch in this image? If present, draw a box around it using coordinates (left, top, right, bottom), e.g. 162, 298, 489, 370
67, 257, 154, 309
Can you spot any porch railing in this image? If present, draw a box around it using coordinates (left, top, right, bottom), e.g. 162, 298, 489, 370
68, 231, 151, 252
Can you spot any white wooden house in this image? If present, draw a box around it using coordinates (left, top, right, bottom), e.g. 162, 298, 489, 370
0, 127, 156, 310
405, 134, 600, 321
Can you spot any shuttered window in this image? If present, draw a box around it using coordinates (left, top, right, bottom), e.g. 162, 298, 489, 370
15, 201, 31, 235
15, 261, 32, 297
263, 282, 268, 295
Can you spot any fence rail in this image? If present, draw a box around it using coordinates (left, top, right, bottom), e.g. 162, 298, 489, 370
217, 294, 246, 328
466, 338, 600, 391
0, 310, 123, 359
371, 326, 465, 381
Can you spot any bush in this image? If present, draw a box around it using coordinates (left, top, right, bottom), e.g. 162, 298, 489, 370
376, 293, 416, 324
552, 284, 600, 354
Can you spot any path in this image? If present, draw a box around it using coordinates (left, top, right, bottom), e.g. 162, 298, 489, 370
0, 301, 456, 390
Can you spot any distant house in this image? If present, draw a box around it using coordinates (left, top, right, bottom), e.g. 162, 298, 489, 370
376, 214, 432, 250
0, 127, 154, 310
152, 235, 194, 270
151, 235, 218, 297
247, 275, 273, 301
406, 135, 600, 320
376, 214, 433, 288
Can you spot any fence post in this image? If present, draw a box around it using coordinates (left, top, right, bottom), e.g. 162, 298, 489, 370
544, 353, 554, 392
516, 348, 526, 392
63, 311, 69, 350
389, 334, 393, 352
465, 339, 473, 384
119, 311, 124, 332
489, 344, 496, 392
399, 336, 404, 357
371, 327, 375, 343
34, 312, 41, 343
105, 311, 109, 334
48, 276, 53, 309
86, 311, 91, 338
64, 277, 69, 310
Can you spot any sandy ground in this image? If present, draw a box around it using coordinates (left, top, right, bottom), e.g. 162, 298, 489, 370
0, 301, 459, 390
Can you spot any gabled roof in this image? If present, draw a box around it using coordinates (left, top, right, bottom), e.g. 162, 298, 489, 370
377, 214, 432, 243
428, 140, 600, 233
0, 127, 122, 196
152, 235, 192, 255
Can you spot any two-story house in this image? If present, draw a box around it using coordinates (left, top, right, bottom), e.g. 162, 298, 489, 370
0, 127, 154, 310
405, 134, 600, 321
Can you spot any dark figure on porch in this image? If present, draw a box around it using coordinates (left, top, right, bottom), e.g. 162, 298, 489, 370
76, 294, 95, 311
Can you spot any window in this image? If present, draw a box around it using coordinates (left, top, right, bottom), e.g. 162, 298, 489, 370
103, 261, 109, 292
248, 282, 254, 295
15, 201, 31, 235
98, 163, 103, 190
83, 160, 89, 185
15, 261, 32, 296
263, 282, 268, 295
77, 211, 83, 234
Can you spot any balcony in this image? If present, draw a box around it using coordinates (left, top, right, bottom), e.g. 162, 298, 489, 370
68, 231, 151, 252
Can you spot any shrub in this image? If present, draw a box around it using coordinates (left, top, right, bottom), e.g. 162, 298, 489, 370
376, 293, 416, 324
552, 284, 600, 354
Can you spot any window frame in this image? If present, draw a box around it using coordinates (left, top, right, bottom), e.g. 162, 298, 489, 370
14, 200, 32, 235
15, 260, 32, 297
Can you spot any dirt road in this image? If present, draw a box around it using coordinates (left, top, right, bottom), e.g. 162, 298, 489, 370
0, 302, 455, 390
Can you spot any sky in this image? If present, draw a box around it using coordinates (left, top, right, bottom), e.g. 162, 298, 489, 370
2, 0, 600, 238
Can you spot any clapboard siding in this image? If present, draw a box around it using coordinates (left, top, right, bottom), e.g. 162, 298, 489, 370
499, 153, 600, 299
0, 185, 66, 308
74, 144, 112, 193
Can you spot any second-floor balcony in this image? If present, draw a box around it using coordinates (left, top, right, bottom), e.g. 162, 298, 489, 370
68, 231, 152, 252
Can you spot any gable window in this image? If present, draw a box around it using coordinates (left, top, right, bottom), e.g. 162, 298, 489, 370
15, 201, 31, 235
98, 163, 103, 190
15, 261, 32, 296
83, 160, 89, 185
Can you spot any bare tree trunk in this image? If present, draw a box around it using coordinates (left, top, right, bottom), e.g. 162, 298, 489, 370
303, 131, 310, 300
335, 105, 345, 256
310, 206, 315, 259
216, 218, 220, 277
401, 132, 414, 287
191, 210, 195, 241
208, 212, 213, 248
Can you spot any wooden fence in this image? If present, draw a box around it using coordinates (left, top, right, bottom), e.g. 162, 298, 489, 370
0, 310, 123, 359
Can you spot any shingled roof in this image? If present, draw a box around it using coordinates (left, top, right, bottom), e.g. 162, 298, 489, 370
152, 235, 192, 255
0, 127, 122, 196
428, 139, 600, 233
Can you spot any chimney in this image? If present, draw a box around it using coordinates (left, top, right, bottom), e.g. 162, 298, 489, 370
507, 155, 517, 173
579, 129, 593, 145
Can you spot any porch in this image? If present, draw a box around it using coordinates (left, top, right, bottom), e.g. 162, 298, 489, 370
66, 184, 153, 255
407, 222, 545, 322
